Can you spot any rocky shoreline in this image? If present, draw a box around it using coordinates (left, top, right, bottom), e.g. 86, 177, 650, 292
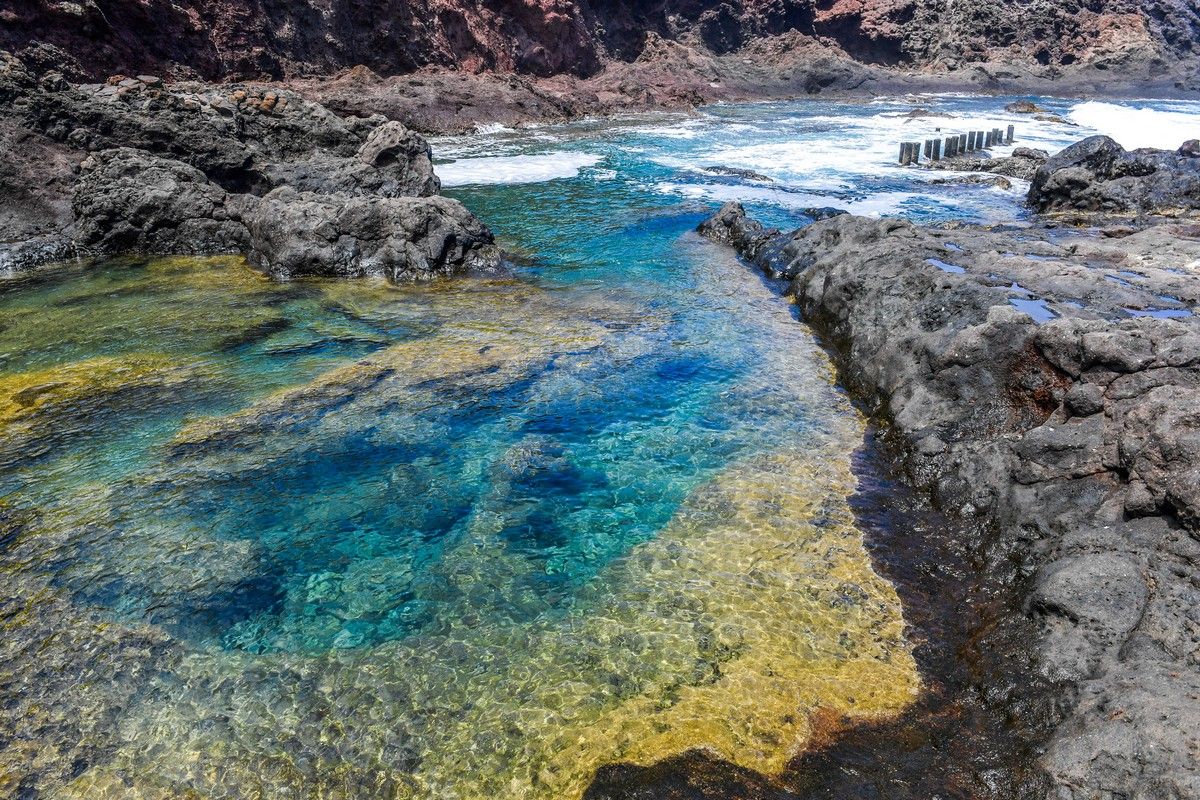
3, 16, 1200, 797
695, 142, 1200, 798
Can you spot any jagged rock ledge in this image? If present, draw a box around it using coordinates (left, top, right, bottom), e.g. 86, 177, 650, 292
0, 51, 500, 279
698, 184, 1200, 797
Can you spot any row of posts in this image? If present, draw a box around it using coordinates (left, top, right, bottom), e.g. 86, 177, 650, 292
900, 124, 1015, 165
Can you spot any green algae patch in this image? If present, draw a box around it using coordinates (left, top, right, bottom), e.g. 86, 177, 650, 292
0, 356, 198, 466
0, 256, 287, 374
0, 356, 186, 425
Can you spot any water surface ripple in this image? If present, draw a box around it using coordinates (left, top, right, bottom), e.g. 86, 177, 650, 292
3, 94, 1191, 798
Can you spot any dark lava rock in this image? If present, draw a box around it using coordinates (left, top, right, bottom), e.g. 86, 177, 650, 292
802, 206, 848, 221
73, 147, 253, 255
244, 189, 498, 281
928, 148, 1049, 181
1029, 135, 1200, 215
1, 51, 498, 281
0, 118, 77, 270
1005, 100, 1045, 113
929, 174, 1013, 190
1179, 138, 1200, 158
702, 165, 773, 182
902, 107, 953, 120
699, 201, 1200, 800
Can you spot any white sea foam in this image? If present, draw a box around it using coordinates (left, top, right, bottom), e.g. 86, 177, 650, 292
437, 153, 604, 186
1067, 101, 1200, 150
651, 181, 923, 217
473, 122, 517, 136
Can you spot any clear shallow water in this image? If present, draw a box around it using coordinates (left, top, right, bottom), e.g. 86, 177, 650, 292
2, 94, 1194, 799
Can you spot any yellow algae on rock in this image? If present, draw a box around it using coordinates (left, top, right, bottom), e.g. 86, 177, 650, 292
57, 442, 918, 800
0, 256, 286, 371
393, 445, 920, 799
0, 356, 198, 466
0, 356, 186, 425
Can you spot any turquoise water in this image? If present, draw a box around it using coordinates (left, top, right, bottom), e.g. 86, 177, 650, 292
1, 94, 1190, 799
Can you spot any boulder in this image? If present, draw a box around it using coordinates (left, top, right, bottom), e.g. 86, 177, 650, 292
72, 148, 251, 255
1029, 135, 1200, 214
243, 188, 499, 281
1005, 100, 1044, 113
356, 121, 440, 196
262, 123, 440, 199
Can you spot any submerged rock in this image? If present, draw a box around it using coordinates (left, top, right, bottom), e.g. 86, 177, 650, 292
1004, 100, 1045, 113
702, 165, 774, 182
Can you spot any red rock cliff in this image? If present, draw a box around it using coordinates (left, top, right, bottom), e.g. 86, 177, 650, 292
1, 0, 1197, 80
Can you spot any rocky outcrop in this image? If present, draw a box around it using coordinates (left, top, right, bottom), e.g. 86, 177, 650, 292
1029, 135, 1200, 215
1, 0, 1197, 87
700, 202, 1200, 800
928, 147, 1049, 181
0, 52, 498, 280
73, 147, 252, 255
244, 189, 498, 281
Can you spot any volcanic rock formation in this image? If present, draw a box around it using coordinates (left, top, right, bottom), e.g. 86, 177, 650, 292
1, 0, 1197, 84
0, 51, 500, 279
697, 136, 1200, 798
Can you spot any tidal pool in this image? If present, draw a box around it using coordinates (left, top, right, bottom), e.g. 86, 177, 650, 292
5, 94, 1168, 798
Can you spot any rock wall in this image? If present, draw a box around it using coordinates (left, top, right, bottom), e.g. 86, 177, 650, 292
699, 200, 1200, 800
1, 0, 1197, 81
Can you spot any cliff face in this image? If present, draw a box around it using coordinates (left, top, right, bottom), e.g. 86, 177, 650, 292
2, 0, 1198, 82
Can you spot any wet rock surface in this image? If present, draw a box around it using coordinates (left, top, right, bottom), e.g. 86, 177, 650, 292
0, 51, 498, 279
700, 200, 1200, 799
927, 147, 1049, 181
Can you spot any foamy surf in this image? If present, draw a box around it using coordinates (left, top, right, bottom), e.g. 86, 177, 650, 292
437, 152, 605, 186
1067, 101, 1200, 150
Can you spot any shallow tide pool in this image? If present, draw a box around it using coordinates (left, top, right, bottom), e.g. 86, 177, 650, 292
1, 94, 1193, 799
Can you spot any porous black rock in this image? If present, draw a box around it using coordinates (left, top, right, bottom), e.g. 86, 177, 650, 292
699, 201, 1200, 800
2, 51, 497, 281
244, 189, 498, 281
73, 147, 253, 255
1029, 135, 1200, 215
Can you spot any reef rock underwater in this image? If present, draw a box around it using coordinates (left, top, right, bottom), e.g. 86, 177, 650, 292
3, 0, 1200, 797
0, 191, 919, 798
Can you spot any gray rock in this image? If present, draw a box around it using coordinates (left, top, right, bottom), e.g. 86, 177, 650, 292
356, 121, 440, 196
701, 165, 773, 182
73, 147, 251, 255
244, 188, 498, 282
1029, 135, 1200, 215
3, 55, 497, 283
698, 201, 1200, 799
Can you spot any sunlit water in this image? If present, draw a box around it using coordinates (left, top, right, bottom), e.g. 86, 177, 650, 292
1, 94, 1193, 799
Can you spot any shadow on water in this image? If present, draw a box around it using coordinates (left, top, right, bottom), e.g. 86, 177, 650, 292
585, 425, 1053, 800
584, 269, 1053, 800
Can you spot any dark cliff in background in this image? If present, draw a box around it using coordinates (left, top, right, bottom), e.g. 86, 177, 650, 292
3, 0, 1199, 82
